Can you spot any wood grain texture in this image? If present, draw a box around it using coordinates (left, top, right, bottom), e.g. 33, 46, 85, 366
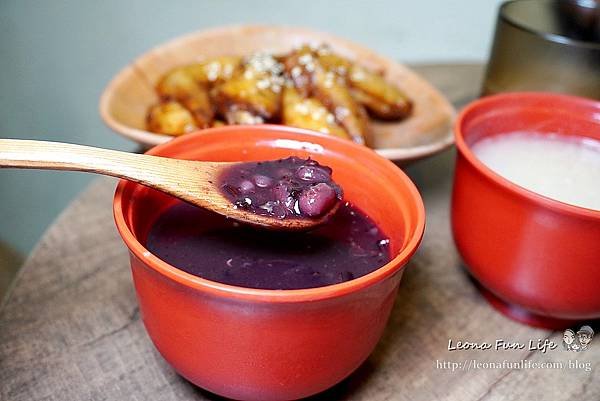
0, 139, 329, 231
99, 25, 456, 162
1, 64, 598, 401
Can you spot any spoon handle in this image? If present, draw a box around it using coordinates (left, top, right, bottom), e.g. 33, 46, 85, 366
0, 138, 143, 172
0, 138, 210, 193
0, 139, 338, 230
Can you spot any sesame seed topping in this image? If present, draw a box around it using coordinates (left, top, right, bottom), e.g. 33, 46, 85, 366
298, 54, 313, 65
336, 107, 350, 119
256, 79, 270, 89
351, 68, 365, 81
294, 103, 310, 115
291, 66, 302, 78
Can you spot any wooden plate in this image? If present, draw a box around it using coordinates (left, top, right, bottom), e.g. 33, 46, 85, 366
99, 25, 456, 163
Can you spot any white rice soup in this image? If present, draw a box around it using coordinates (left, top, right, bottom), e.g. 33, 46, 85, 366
471, 132, 600, 211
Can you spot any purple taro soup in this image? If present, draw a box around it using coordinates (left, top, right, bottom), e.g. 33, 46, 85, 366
145, 156, 394, 290
145, 201, 393, 290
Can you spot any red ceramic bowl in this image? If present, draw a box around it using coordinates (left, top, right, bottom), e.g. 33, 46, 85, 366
452, 92, 600, 329
113, 125, 425, 400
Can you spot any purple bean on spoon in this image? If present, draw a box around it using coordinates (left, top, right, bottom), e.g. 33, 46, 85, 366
219, 156, 343, 223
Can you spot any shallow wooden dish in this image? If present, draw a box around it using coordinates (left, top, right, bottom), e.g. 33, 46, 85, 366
100, 25, 455, 163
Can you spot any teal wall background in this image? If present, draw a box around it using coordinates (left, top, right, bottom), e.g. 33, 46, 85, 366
0, 0, 502, 255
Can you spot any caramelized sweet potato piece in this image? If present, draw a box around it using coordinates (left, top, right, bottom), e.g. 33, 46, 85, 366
284, 45, 351, 84
283, 45, 318, 96
282, 86, 350, 139
214, 55, 283, 120
223, 107, 265, 125
349, 88, 402, 121
178, 89, 213, 128
147, 101, 198, 136
156, 68, 199, 99
181, 56, 242, 85
156, 68, 214, 127
315, 51, 412, 120
315, 52, 352, 76
348, 65, 412, 120
311, 68, 369, 145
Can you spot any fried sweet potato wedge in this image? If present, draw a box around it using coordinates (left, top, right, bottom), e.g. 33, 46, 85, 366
314, 51, 412, 120
348, 65, 412, 120
282, 86, 350, 139
156, 68, 200, 99
349, 88, 403, 121
223, 107, 265, 125
315, 52, 352, 76
178, 89, 213, 128
181, 56, 242, 85
156, 68, 214, 127
147, 101, 198, 136
214, 65, 282, 119
311, 68, 369, 145
282, 45, 318, 96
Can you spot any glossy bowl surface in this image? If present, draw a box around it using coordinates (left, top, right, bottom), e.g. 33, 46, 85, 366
113, 125, 425, 400
452, 92, 600, 328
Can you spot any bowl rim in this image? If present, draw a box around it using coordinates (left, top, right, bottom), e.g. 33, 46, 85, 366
98, 23, 456, 163
113, 124, 426, 303
455, 91, 600, 220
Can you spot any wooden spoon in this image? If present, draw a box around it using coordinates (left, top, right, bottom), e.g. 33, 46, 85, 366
0, 139, 339, 231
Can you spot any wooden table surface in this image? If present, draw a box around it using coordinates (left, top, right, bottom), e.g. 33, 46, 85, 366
1, 64, 598, 401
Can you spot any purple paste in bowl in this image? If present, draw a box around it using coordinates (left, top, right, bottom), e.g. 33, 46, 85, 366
219, 157, 343, 219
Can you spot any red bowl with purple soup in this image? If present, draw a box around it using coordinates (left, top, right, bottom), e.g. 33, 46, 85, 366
113, 125, 425, 400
